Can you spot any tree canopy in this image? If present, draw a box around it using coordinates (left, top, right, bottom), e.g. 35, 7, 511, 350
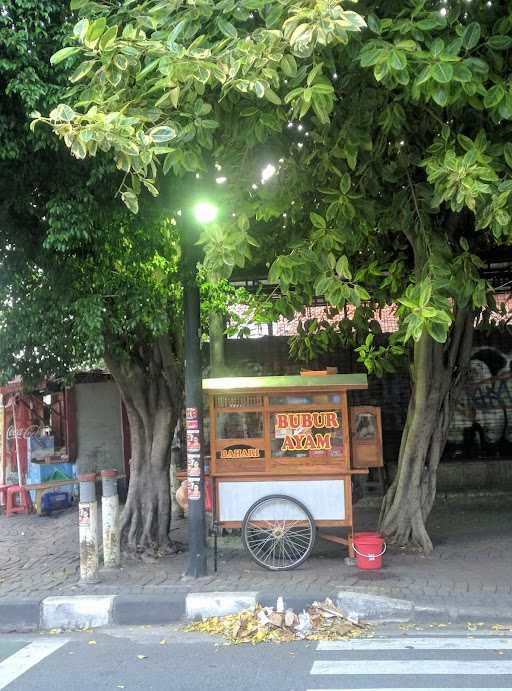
32, 0, 512, 550
1, 0, 186, 553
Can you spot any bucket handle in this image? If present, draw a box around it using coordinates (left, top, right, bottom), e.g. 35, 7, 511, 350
352, 542, 387, 559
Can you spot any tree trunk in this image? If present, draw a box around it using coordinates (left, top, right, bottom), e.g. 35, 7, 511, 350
104, 334, 183, 555
379, 308, 474, 552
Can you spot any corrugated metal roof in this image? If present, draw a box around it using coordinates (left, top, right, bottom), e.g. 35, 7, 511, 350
202, 373, 367, 391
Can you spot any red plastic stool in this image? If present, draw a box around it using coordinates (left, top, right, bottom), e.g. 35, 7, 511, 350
6, 485, 32, 517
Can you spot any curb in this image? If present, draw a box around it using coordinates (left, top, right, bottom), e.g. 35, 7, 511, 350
1, 590, 511, 633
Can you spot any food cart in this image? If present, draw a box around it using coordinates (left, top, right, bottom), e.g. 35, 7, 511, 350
203, 374, 383, 571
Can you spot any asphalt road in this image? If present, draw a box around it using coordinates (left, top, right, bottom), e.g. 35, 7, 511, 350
1, 624, 512, 691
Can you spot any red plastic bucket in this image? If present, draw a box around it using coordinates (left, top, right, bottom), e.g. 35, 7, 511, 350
353, 532, 386, 570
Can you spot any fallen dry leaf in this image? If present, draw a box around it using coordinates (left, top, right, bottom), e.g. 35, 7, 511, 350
137, 655, 147, 660
183, 598, 370, 645
88, 641, 97, 646
159, 639, 167, 645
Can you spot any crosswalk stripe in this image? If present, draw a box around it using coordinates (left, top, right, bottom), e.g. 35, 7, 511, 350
0, 639, 69, 690
310, 659, 512, 675
317, 637, 512, 650
307, 688, 512, 691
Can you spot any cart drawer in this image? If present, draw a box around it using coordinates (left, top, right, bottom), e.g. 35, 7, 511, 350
218, 479, 345, 522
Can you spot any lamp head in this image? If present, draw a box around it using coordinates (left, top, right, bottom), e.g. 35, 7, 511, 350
194, 201, 218, 224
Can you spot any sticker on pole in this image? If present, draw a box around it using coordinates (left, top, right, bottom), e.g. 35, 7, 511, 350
79, 504, 91, 526
186, 407, 198, 420
187, 431, 200, 452
187, 453, 200, 477
188, 480, 201, 501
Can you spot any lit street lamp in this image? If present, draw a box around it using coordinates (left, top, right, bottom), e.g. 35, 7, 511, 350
183, 198, 218, 578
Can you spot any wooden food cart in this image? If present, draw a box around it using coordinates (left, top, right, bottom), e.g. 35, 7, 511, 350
203, 374, 383, 571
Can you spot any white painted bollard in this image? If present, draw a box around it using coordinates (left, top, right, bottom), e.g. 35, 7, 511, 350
78, 473, 100, 584
101, 469, 120, 569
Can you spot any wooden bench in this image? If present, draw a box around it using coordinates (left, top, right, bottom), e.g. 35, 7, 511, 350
23, 473, 126, 515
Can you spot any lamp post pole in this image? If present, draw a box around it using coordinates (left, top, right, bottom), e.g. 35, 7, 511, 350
182, 210, 208, 578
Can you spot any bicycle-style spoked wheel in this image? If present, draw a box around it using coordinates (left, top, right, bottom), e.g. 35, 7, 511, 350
242, 494, 316, 570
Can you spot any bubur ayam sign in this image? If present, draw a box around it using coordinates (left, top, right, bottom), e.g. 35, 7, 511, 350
219, 410, 340, 459
275, 411, 339, 451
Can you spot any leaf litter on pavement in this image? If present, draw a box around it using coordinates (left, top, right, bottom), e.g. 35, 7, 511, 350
183, 597, 370, 645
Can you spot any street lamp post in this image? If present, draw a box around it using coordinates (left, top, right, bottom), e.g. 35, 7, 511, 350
183, 200, 218, 578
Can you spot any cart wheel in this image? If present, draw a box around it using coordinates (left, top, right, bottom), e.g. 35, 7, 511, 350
242, 494, 316, 571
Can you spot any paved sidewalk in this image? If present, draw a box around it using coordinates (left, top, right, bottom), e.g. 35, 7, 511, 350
1, 493, 511, 620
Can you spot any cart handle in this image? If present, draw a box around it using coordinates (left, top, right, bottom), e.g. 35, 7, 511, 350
352, 543, 387, 559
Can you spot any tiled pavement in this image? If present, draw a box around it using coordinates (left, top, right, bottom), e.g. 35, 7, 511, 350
1, 494, 511, 617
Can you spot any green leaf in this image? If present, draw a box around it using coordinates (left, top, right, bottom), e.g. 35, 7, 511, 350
70, 0, 88, 8
264, 88, 281, 105
484, 84, 505, 109
121, 190, 139, 214
462, 22, 481, 50
417, 16, 445, 31
335, 255, 351, 279
149, 125, 177, 143
113, 54, 129, 71
310, 212, 326, 229
431, 38, 444, 57
432, 86, 449, 107
314, 276, 331, 297
419, 281, 432, 307
217, 17, 238, 38
254, 81, 265, 98
340, 174, 351, 194
360, 47, 381, 67
69, 60, 96, 83
284, 86, 304, 104
426, 319, 448, 343
464, 57, 488, 75
49, 104, 77, 122
238, 214, 250, 232
452, 63, 472, 82
504, 143, 512, 169
398, 297, 417, 310
86, 17, 107, 43
50, 46, 81, 65
415, 65, 431, 86
389, 49, 406, 71
312, 95, 329, 124
432, 63, 453, 84
495, 209, 511, 226
99, 25, 118, 51
354, 284, 370, 301
367, 14, 381, 34
136, 58, 160, 81
312, 82, 334, 95
142, 180, 159, 197
281, 55, 297, 78
73, 18, 89, 41
488, 35, 512, 50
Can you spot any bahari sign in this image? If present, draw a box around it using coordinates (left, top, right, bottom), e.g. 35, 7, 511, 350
276, 411, 339, 452
220, 446, 261, 459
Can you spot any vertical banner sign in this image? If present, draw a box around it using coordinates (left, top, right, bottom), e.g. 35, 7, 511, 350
186, 407, 201, 500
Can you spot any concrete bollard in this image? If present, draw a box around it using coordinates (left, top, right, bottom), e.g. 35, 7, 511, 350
101, 469, 120, 569
78, 473, 100, 584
